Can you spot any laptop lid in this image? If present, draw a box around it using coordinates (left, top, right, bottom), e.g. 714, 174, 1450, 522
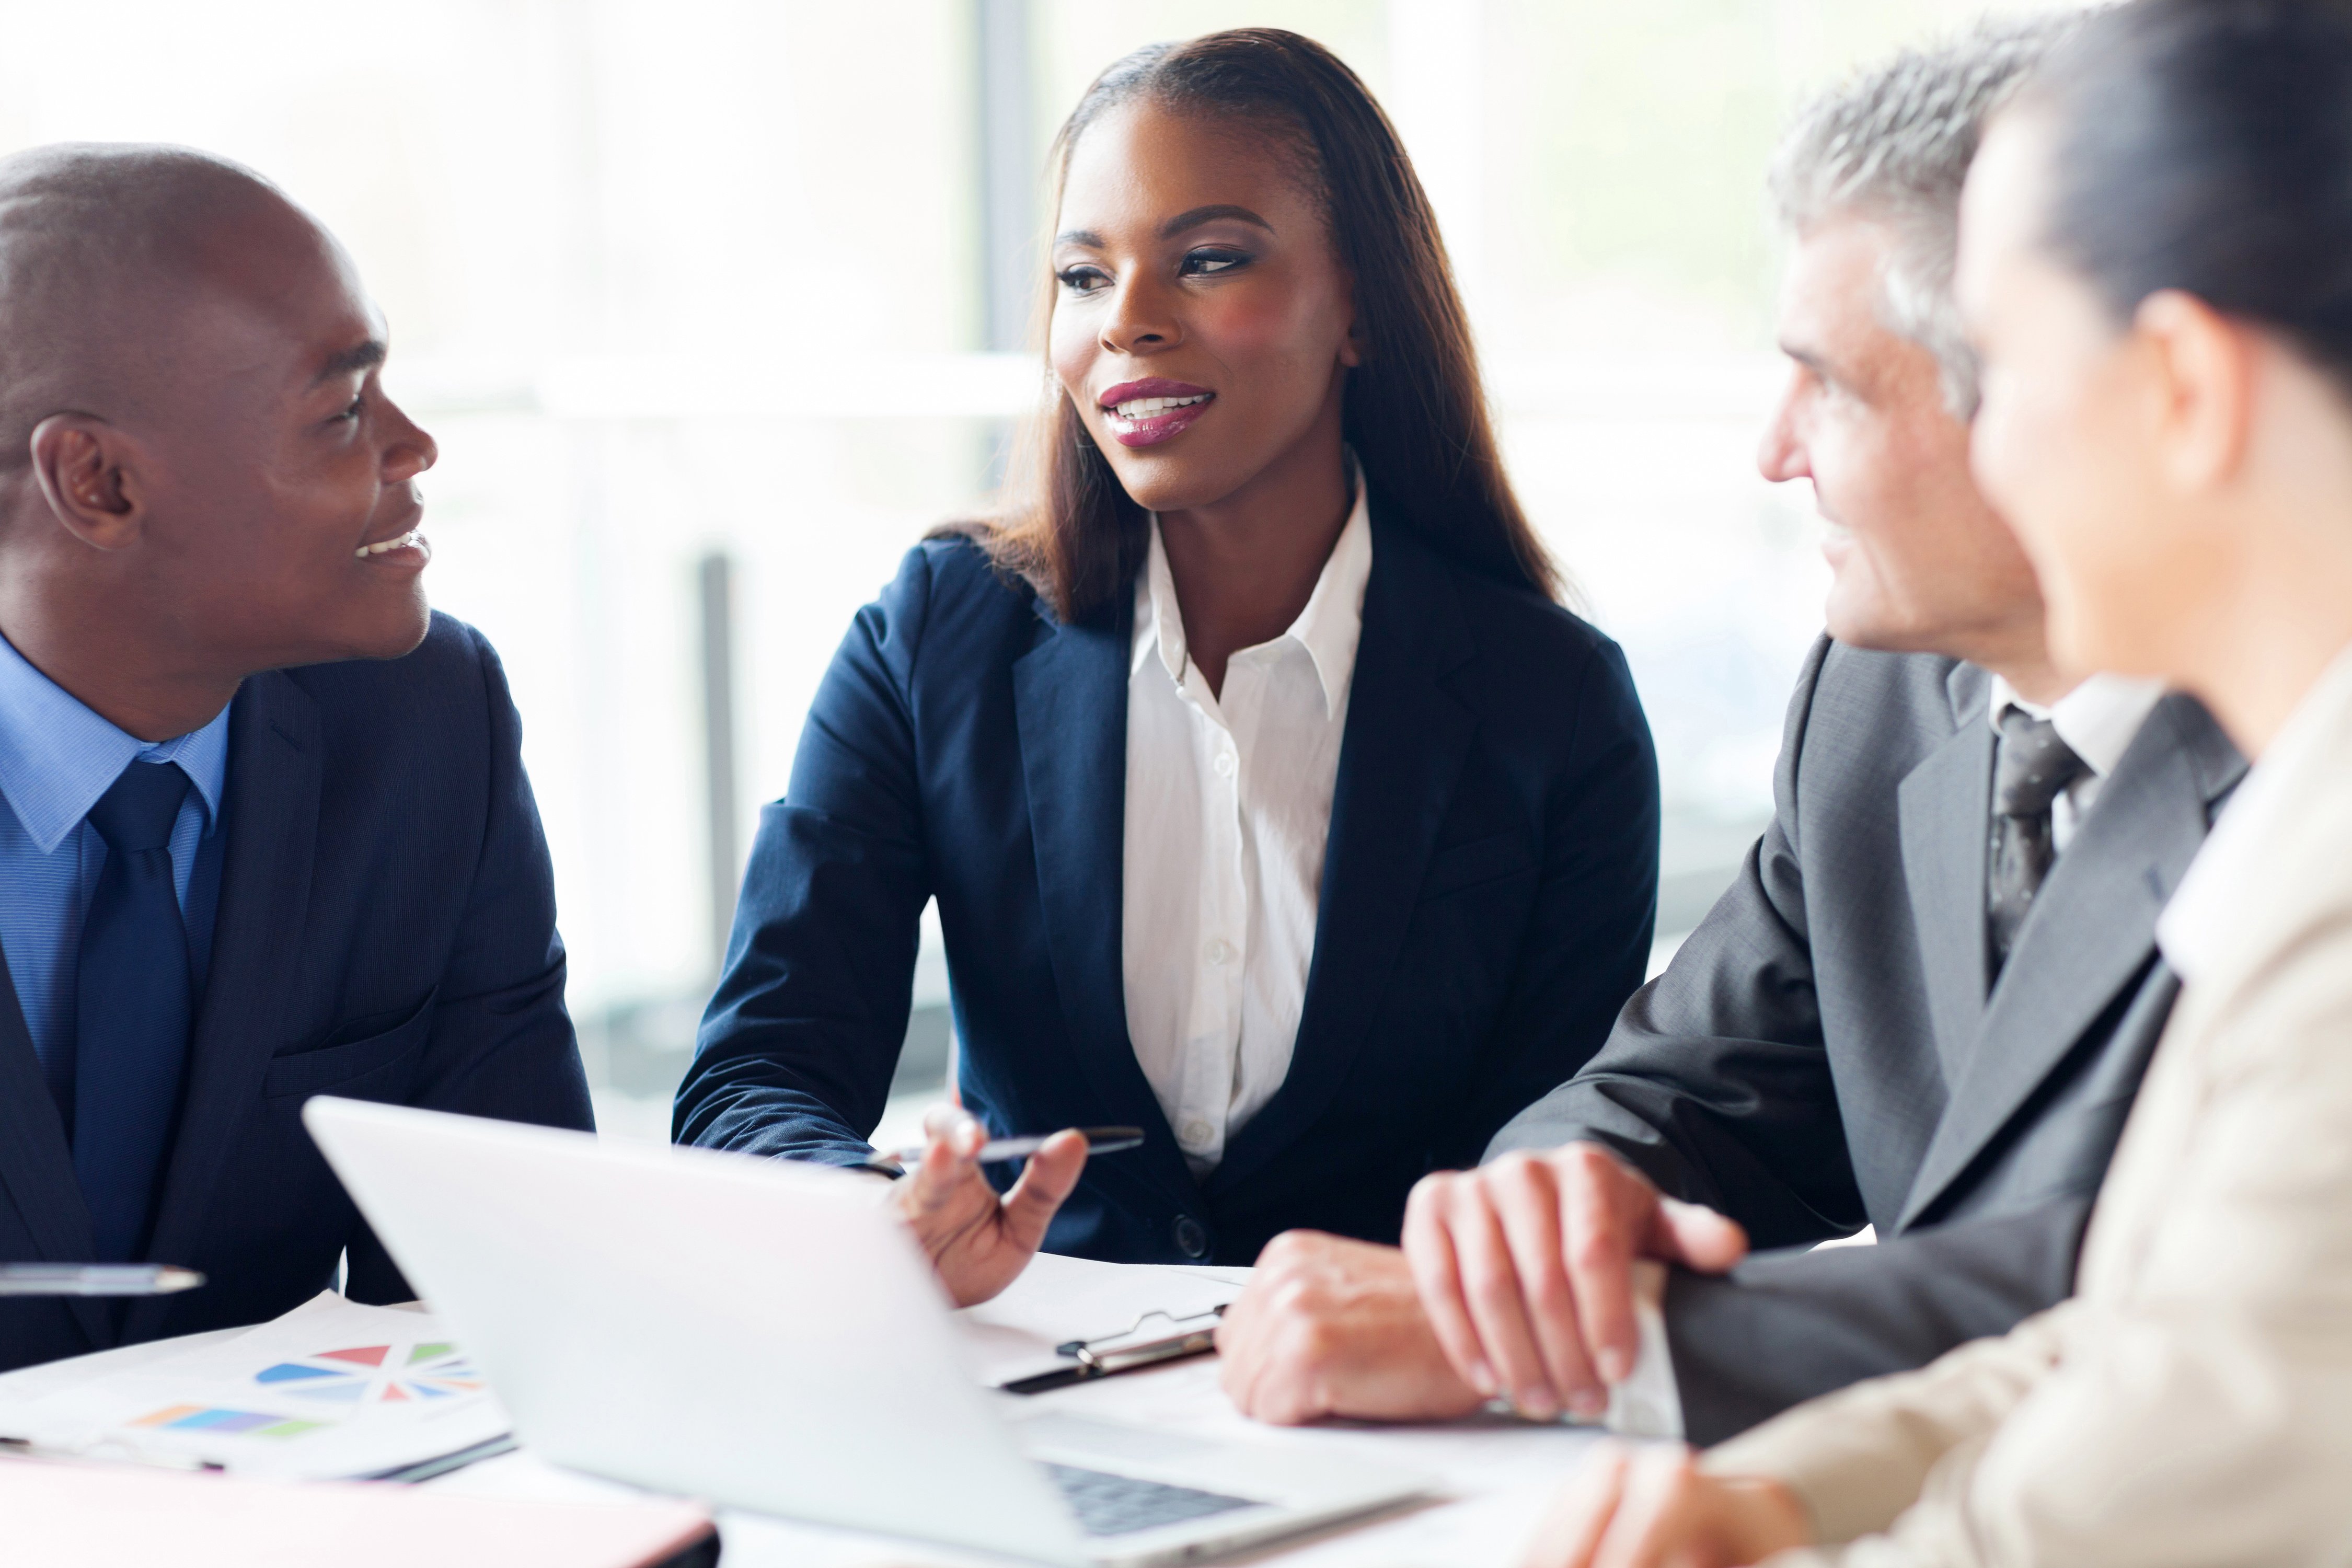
303, 1097, 1090, 1566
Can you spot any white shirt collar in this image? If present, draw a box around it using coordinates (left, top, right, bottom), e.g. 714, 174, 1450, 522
1131, 464, 1374, 720
1986, 671, 2167, 779
2157, 641, 2352, 985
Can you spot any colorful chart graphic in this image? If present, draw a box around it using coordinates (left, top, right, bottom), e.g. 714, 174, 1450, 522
251, 1342, 483, 1404
123, 1338, 484, 1438
130, 1405, 321, 1439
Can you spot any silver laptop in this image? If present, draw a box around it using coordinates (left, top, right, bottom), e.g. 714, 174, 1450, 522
303, 1098, 1429, 1566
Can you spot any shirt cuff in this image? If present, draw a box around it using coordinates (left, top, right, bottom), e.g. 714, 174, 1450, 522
1603, 1259, 1685, 1440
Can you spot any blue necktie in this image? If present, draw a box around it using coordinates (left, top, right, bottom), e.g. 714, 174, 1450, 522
74, 760, 195, 1262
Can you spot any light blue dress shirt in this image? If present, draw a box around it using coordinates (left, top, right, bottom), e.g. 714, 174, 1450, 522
0, 631, 230, 1085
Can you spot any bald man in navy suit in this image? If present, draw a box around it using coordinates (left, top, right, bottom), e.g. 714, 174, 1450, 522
0, 143, 592, 1372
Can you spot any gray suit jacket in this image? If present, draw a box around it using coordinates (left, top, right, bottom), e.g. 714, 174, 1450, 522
1486, 637, 2245, 1443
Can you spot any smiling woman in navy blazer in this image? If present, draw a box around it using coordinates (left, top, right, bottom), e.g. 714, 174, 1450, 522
677, 30, 1657, 1289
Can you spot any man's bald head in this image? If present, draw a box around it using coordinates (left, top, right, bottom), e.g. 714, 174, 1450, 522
0, 141, 436, 741
0, 144, 341, 475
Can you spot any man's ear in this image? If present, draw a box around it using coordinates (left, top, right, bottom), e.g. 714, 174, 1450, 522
27, 414, 145, 550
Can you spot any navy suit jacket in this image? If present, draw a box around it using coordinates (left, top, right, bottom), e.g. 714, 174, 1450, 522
0, 614, 594, 1372
677, 502, 1660, 1264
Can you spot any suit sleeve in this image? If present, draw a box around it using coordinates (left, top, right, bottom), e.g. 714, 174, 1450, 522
1433, 634, 1661, 1167
1700, 1299, 2076, 1551
346, 626, 596, 1303
1664, 1197, 2090, 1443
671, 546, 935, 1167
1714, 933, 2352, 1567
1483, 636, 1867, 1248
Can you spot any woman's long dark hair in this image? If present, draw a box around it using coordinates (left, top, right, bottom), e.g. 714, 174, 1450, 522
2028, 0, 2352, 394
965, 28, 1559, 624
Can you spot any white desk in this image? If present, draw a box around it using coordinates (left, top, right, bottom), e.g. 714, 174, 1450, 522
426, 1351, 1601, 1566
2, 1285, 1604, 1567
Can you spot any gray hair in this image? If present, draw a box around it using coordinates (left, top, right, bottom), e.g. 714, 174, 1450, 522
1769, 16, 2083, 416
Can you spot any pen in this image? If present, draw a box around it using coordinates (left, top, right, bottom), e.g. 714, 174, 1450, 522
869, 1125, 1144, 1172
0, 1435, 222, 1471
0, 1264, 206, 1297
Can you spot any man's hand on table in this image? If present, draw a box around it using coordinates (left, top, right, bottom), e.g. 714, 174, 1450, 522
1521, 1442, 1811, 1568
1217, 1232, 1490, 1424
891, 1106, 1086, 1307
1403, 1144, 1748, 1421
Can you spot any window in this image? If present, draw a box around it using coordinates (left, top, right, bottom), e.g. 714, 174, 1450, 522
0, 0, 2075, 1130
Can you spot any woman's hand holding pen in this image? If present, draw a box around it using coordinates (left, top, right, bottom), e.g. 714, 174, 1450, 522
891, 1106, 1088, 1307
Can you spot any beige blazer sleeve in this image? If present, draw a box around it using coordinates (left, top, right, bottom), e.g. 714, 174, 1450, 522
1699, 1302, 2074, 1546
1700, 914, 2352, 1568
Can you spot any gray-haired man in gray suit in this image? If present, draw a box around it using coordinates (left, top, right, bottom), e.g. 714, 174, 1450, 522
1216, 20, 2245, 1444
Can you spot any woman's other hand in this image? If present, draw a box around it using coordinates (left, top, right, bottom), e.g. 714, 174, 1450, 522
1521, 1442, 1812, 1568
890, 1106, 1087, 1307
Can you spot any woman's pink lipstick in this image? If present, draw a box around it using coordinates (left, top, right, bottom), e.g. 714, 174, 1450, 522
1098, 378, 1215, 448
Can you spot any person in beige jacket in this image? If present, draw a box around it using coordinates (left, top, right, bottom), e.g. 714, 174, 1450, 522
1522, 2, 2352, 1564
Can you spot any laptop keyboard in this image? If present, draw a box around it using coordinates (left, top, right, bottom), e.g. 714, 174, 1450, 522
1044, 1463, 1261, 1537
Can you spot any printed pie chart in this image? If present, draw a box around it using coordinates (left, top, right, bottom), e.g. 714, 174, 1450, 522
253, 1342, 485, 1403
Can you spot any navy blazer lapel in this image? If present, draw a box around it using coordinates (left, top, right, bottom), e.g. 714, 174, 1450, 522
0, 944, 106, 1348
1896, 664, 1994, 1086
1207, 515, 1478, 1198
128, 673, 321, 1343
1896, 695, 2244, 1231
1009, 595, 1198, 1203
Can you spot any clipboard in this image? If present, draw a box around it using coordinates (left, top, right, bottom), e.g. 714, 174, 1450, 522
998, 1306, 1228, 1395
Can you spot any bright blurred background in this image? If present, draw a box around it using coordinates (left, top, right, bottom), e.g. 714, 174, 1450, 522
0, 0, 2076, 1140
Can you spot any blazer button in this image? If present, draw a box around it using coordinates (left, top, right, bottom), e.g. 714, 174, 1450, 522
1172, 1215, 1210, 1259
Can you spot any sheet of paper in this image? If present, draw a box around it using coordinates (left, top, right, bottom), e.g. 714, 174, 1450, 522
0, 1292, 508, 1480
955, 1252, 1249, 1388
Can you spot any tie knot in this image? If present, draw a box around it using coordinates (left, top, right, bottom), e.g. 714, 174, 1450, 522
1993, 708, 2088, 820
87, 760, 192, 853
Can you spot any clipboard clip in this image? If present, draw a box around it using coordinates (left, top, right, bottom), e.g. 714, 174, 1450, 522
1001, 1306, 1229, 1396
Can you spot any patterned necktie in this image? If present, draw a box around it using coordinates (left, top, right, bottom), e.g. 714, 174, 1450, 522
1987, 708, 2088, 982
73, 759, 196, 1262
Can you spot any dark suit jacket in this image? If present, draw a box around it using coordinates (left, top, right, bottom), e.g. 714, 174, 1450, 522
0, 614, 594, 1373
1488, 637, 2245, 1442
677, 504, 1660, 1265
